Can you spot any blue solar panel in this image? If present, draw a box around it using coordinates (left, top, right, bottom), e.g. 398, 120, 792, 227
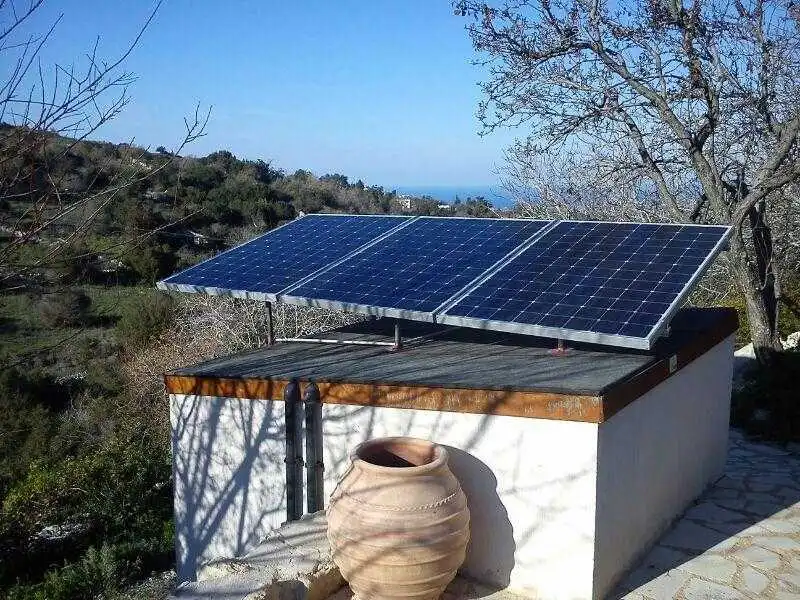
439, 221, 730, 347
284, 217, 548, 316
157, 214, 730, 349
158, 215, 411, 298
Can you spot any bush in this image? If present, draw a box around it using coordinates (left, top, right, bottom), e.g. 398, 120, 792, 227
38, 289, 92, 327
0, 368, 75, 496
6, 543, 141, 600
116, 292, 174, 349
731, 350, 800, 442
0, 437, 173, 593
124, 243, 178, 284
56, 244, 100, 284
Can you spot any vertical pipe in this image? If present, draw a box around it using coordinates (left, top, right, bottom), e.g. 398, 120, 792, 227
283, 379, 303, 521
303, 381, 324, 513
292, 383, 305, 519
267, 302, 275, 346
394, 320, 403, 351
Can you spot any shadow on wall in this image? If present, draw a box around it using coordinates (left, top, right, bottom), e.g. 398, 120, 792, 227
171, 394, 287, 582
609, 440, 800, 599
445, 446, 516, 587
171, 377, 597, 589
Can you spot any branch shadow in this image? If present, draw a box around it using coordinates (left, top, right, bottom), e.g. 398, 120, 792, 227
171, 392, 287, 582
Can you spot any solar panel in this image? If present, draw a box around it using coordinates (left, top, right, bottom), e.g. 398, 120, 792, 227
437, 221, 730, 348
157, 214, 412, 299
282, 217, 548, 319
157, 214, 731, 350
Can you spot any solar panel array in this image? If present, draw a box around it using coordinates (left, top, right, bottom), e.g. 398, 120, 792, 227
438, 221, 730, 346
283, 218, 547, 317
158, 214, 730, 349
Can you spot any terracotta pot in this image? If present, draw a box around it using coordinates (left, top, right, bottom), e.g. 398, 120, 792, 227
327, 437, 470, 600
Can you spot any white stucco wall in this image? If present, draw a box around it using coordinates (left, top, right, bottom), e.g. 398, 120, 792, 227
320, 405, 599, 599
592, 335, 734, 599
170, 394, 288, 581
169, 336, 734, 597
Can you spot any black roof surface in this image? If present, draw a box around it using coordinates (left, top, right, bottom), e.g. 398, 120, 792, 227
169, 308, 734, 397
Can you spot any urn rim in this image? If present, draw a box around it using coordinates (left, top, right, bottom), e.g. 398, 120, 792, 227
351, 436, 447, 476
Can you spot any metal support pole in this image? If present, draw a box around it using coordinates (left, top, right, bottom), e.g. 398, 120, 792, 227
303, 382, 324, 513
266, 302, 275, 346
393, 320, 403, 351
550, 338, 569, 356
283, 379, 304, 521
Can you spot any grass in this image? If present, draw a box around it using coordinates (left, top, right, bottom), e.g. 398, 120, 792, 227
0, 285, 156, 370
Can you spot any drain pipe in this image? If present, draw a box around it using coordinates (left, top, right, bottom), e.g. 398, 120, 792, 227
283, 379, 304, 521
303, 382, 325, 512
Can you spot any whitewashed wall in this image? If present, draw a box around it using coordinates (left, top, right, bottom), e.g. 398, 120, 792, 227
321, 405, 599, 598
170, 395, 288, 581
592, 335, 734, 598
170, 337, 734, 598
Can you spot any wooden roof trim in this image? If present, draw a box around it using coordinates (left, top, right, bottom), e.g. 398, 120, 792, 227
164, 308, 738, 424
164, 374, 603, 422
600, 308, 739, 421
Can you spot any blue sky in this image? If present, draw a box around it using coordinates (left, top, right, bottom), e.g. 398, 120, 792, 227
11, 0, 520, 187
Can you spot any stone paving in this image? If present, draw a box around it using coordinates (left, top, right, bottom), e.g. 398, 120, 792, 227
611, 430, 800, 600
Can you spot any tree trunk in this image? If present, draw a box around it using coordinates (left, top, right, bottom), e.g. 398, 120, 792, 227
728, 229, 783, 365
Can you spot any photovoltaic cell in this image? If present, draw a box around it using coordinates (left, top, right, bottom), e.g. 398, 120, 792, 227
440, 221, 729, 344
158, 214, 411, 297
285, 217, 548, 314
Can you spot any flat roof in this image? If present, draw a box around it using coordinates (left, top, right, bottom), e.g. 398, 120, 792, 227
165, 307, 737, 423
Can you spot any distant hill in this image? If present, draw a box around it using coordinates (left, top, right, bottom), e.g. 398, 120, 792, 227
0, 126, 496, 288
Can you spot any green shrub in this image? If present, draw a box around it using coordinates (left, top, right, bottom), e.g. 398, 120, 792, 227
116, 292, 175, 349
38, 289, 92, 327
55, 243, 100, 284
0, 368, 73, 496
0, 437, 173, 592
7, 544, 131, 600
123, 243, 177, 284
731, 350, 800, 442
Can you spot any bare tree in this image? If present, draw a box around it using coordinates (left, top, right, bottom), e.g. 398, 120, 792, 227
122, 295, 365, 427
456, 0, 800, 363
0, 0, 209, 290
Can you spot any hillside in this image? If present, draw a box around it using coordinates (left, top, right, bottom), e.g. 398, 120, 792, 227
0, 125, 495, 293
0, 126, 499, 600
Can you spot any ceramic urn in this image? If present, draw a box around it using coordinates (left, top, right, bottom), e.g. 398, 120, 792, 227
327, 437, 470, 600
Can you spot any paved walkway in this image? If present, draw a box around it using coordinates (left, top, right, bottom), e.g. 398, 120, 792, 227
612, 430, 800, 599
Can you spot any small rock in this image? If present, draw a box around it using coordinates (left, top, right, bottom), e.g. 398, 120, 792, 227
783, 331, 799, 349
35, 522, 90, 542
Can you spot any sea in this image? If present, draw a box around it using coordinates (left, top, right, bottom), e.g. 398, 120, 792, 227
392, 185, 514, 208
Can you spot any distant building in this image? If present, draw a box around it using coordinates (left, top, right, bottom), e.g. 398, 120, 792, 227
396, 195, 415, 210
144, 190, 171, 201
189, 231, 210, 246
